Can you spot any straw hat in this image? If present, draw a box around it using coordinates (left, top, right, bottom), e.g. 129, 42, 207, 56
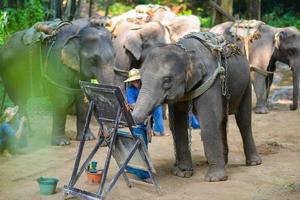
124, 68, 141, 83
3, 106, 19, 122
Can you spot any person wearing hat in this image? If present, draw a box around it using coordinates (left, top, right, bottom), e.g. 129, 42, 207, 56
124, 68, 151, 181
124, 68, 166, 182
0, 106, 27, 157
124, 68, 166, 136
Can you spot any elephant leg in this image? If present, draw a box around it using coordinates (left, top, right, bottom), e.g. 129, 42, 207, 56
252, 73, 269, 114
235, 83, 262, 166
168, 102, 193, 178
221, 115, 228, 164
196, 94, 227, 182
52, 107, 70, 146
76, 95, 95, 141
290, 66, 299, 110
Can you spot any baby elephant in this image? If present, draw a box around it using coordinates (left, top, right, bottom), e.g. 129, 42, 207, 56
132, 33, 262, 182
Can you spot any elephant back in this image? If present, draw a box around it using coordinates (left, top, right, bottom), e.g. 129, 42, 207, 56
180, 32, 241, 58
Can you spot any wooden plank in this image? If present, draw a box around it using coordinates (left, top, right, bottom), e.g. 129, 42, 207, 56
209, 0, 235, 22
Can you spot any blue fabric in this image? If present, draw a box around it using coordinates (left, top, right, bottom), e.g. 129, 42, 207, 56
125, 85, 151, 180
0, 119, 27, 151
189, 113, 201, 129
126, 86, 140, 105
126, 125, 150, 180
126, 166, 150, 180
152, 106, 164, 134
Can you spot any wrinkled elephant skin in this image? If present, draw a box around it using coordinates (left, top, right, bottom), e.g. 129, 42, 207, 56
211, 22, 300, 113
0, 21, 115, 146
132, 37, 262, 182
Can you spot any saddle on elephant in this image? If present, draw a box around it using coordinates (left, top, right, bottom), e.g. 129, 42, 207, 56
22, 19, 71, 45
177, 32, 241, 102
229, 19, 265, 42
229, 20, 271, 75
183, 32, 241, 58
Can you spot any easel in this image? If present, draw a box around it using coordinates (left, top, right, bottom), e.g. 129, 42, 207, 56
64, 81, 160, 200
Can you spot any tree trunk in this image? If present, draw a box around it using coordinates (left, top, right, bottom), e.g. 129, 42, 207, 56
248, 0, 261, 20
0, 1, 4, 9
212, 0, 233, 25
52, 0, 62, 19
89, 0, 94, 17
75, 0, 83, 18
69, 0, 77, 20
8, 0, 18, 8
104, 0, 112, 16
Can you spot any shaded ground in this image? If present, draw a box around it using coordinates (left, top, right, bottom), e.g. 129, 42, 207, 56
0, 64, 300, 200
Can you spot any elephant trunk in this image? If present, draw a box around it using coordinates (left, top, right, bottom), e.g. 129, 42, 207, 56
95, 63, 115, 85
132, 87, 157, 124
291, 65, 300, 110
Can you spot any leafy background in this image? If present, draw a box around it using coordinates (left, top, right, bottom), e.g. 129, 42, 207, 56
0, 0, 299, 113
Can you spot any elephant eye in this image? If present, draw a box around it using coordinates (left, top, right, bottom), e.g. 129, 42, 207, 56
162, 76, 173, 90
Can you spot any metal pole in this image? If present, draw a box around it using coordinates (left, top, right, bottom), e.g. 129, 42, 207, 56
69, 101, 95, 187
97, 107, 122, 198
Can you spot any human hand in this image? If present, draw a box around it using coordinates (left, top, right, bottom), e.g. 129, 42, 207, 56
125, 103, 134, 111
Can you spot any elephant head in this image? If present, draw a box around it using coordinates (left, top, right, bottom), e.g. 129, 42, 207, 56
61, 25, 115, 84
124, 21, 171, 61
132, 44, 203, 123
113, 21, 171, 89
273, 27, 300, 110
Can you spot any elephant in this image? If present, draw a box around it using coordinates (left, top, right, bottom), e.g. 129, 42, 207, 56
0, 19, 115, 145
210, 21, 300, 113
112, 20, 171, 89
131, 33, 262, 182
162, 15, 201, 42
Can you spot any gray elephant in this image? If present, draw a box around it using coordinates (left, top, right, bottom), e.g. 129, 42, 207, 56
154, 15, 201, 42
132, 33, 262, 182
210, 21, 300, 113
0, 20, 115, 145
112, 20, 171, 89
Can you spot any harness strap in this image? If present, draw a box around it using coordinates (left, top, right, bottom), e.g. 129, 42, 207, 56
179, 65, 225, 102
40, 38, 83, 95
42, 73, 82, 94
113, 66, 129, 77
250, 65, 274, 76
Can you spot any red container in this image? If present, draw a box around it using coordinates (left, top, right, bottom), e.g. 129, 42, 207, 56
86, 171, 103, 184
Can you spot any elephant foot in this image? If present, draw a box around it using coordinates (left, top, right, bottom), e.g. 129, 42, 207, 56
171, 165, 193, 178
255, 106, 269, 114
51, 135, 70, 146
246, 154, 262, 166
76, 129, 96, 141
204, 166, 227, 182
290, 104, 298, 111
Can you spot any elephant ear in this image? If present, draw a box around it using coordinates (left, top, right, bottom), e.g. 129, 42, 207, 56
61, 35, 80, 72
185, 50, 207, 92
124, 31, 143, 60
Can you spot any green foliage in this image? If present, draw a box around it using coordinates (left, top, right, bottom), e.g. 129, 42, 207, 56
0, 82, 14, 116
0, 0, 45, 46
6, 0, 45, 33
263, 10, 300, 30
200, 16, 212, 28
0, 11, 9, 46
109, 2, 133, 16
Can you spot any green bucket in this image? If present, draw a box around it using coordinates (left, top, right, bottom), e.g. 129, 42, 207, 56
37, 177, 59, 195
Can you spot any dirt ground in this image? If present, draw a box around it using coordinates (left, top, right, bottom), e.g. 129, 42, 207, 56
1, 67, 300, 200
